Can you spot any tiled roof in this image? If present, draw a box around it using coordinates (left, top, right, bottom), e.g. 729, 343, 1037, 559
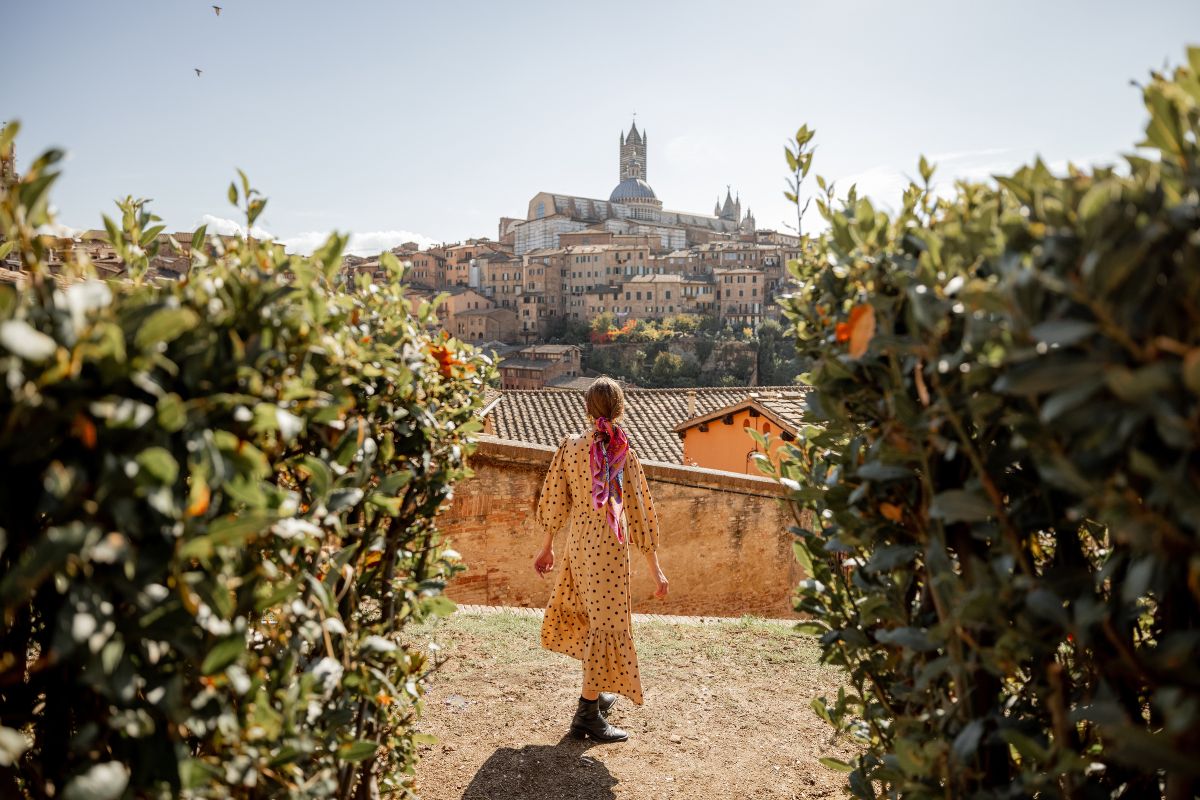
674, 396, 804, 435
521, 344, 579, 355
499, 359, 550, 372
486, 385, 809, 464
546, 376, 595, 390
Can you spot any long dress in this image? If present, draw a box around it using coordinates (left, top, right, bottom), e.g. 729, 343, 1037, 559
535, 433, 661, 705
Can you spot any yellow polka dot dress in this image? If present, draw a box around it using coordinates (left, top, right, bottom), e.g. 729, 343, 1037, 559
535, 434, 661, 705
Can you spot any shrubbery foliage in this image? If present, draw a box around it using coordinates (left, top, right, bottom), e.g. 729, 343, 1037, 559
768, 52, 1200, 797
0, 130, 494, 798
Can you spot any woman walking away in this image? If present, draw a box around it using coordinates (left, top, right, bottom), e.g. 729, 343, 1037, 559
533, 377, 669, 743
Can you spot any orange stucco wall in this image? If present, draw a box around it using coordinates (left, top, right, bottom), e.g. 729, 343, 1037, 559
680, 408, 790, 475
438, 435, 806, 618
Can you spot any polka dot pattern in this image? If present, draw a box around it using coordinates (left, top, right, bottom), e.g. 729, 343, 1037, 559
535, 434, 661, 705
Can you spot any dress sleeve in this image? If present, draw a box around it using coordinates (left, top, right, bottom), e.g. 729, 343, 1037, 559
535, 437, 573, 540
623, 448, 660, 554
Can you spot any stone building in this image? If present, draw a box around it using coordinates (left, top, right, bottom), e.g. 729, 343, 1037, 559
504, 122, 756, 256
497, 344, 582, 389
452, 307, 518, 344
713, 267, 767, 328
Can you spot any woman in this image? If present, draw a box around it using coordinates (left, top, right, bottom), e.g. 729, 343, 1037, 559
532, 376, 669, 743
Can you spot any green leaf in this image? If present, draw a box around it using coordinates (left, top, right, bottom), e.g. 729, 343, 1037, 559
179, 510, 274, 559
818, 757, 855, 773
200, 634, 245, 675
951, 719, 985, 762
191, 224, 207, 251
424, 595, 457, 618
1105, 363, 1173, 403
337, 740, 380, 762
134, 307, 200, 350
0, 120, 19, 153
875, 627, 938, 652
297, 456, 332, 501
0, 319, 57, 362
918, 155, 934, 183
998, 728, 1049, 764
856, 462, 912, 482
929, 490, 992, 523
228, 182, 238, 205
136, 447, 179, 485
994, 360, 1104, 396
863, 544, 919, 573
1029, 319, 1096, 347
792, 540, 814, 575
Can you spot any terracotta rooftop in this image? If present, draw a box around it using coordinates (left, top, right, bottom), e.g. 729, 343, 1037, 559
486, 385, 809, 464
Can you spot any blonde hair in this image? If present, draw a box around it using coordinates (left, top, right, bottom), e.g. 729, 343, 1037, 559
585, 376, 625, 422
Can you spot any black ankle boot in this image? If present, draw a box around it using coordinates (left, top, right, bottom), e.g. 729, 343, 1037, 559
570, 697, 629, 742
598, 692, 618, 718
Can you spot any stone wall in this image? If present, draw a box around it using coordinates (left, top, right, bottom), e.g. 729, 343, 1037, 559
438, 435, 804, 618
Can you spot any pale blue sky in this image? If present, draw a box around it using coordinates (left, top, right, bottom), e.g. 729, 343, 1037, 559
2, 0, 1196, 253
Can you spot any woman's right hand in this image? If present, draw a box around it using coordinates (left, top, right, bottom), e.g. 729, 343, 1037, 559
534, 546, 555, 578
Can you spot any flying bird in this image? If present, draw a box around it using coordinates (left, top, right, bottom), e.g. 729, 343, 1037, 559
212, 5, 222, 16
194, 68, 203, 77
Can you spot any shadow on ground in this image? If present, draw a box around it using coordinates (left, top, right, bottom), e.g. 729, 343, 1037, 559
461, 736, 619, 800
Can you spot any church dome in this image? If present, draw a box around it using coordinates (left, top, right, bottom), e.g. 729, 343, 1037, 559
609, 177, 658, 203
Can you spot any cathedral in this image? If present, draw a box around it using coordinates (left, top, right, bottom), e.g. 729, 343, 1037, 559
502, 122, 756, 255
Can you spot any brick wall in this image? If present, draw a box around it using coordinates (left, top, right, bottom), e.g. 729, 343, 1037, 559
438, 435, 805, 618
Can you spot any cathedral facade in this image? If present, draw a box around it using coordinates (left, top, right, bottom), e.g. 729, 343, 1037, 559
502, 122, 756, 256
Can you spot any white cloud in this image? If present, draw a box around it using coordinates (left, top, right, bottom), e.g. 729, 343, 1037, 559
194, 215, 439, 256
197, 213, 272, 240
279, 229, 441, 257
36, 221, 80, 238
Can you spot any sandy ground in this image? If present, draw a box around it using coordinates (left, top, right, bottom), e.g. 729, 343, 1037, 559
405, 608, 857, 800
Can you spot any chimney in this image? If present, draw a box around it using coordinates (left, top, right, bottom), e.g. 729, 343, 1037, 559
686, 389, 696, 418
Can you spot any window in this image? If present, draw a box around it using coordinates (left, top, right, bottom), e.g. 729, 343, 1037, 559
536, 202, 545, 219
665, 291, 671, 299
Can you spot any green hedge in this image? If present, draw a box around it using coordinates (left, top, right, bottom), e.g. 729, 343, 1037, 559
0, 131, 495, 798
764, 51, 1200, 797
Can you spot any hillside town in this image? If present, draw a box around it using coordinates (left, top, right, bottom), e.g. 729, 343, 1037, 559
2, 123, 803, 393
342, 122, 803, 346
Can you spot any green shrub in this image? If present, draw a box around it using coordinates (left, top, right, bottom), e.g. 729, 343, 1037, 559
765, 51, 1200, 798
0, 131, 494, 798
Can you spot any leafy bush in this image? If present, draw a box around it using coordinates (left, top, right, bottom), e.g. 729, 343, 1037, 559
766, 52, 1200, 798
0, 131, 494, 798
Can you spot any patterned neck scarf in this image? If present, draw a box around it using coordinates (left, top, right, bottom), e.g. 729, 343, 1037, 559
589, 416, 629, 543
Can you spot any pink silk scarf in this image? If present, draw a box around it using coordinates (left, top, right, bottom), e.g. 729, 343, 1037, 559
589, 417, 629, 543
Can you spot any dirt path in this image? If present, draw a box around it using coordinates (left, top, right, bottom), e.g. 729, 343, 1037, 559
406, 608, 857, 800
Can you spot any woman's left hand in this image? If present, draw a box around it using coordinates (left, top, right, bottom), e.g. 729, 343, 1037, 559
653, 569, 669, 599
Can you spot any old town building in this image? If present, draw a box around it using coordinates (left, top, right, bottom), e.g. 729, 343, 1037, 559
503, 123, 758, 256
497, 344, 583, 389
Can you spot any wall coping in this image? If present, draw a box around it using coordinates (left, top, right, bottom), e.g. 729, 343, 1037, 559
471, 434, 787, 498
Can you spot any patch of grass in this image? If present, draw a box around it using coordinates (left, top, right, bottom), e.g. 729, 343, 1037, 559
405, 610, 829, 674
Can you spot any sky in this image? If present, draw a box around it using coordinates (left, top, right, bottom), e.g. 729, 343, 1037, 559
2, 0, 1197, 254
